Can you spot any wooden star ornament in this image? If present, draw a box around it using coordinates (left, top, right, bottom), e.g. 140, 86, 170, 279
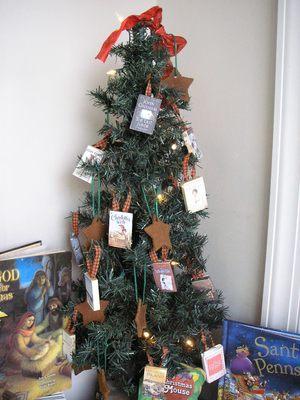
98, 369, 110, 400
144, 215, 172, 252
135, 299, 147, 338
74, 300, 109, 326
161, 69, 193, 102
82, 217, 107, 245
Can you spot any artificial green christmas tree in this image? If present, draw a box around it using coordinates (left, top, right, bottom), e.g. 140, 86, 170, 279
68, 6, 226, 399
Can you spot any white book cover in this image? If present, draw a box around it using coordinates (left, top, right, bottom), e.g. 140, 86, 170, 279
108, 211, 133, 249
181, 176, 208, 213
73, 145, 104, 184
182, 127, 203, 160
62, 330, 76, 363
84, 272, 100, 311
201, 344, 226, 383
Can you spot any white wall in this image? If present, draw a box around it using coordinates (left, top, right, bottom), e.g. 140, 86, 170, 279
0, 0, 277, 398
161, 0, 277, 324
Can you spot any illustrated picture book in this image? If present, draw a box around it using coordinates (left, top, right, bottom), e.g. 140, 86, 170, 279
0, 251, 72, 400
218, 319, 300, 399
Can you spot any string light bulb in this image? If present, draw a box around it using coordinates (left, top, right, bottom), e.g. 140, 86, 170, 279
156, 193, 165, 203
106, 69, 117, 77
170, 260, 179, 267
184, 337, 196, 350
142, 329, 151, 340
171, 142, 178, 151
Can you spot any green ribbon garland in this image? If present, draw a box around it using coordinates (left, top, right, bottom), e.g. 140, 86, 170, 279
142, 265, 147, 304
91, 174, 102, 217
104, 339, 108, 372
91, 175, 95, 217
142, 185, 152, 216
133, 266, 139, 303
97, 173, 101, 215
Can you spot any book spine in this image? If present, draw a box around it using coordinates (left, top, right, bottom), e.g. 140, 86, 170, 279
220, 319, 229, 400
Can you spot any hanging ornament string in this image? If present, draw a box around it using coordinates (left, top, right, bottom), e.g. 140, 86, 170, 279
159, 346, 169, 367
169, 175, 179, 189
145, 347, 169, 368
145, 77, 152, 97
93, 130, 111, 150
91, 175, 102, 217
112, 190, 132, 212
86, 243, 102, 279
149, 246, 168, 263
200, 329, 215, 351
183, 154, 196, 182
72, 211, 79, 236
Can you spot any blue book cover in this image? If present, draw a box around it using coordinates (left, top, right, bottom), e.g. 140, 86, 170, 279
218, 319, 300, 399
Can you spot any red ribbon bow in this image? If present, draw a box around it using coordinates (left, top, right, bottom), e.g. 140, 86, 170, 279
96, 6, 187, 62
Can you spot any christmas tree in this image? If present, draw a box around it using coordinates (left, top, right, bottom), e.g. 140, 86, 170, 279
68, 6, 226, 399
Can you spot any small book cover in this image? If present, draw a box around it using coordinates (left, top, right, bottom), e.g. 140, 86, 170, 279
218, 319, 300, 399
138, 366, 206, 400
84, 272, 100, 311
130, 94, 162, 135
73, 145, 104, 184
181, 177, 208, 213
0, 251, 72, 400
192, 274, 216, 300
183, 128, 203, 160
152, 262, 177, 292
62, 330, 76, 363
201, 344, 226, 383
70, 233, 83, 266
108, 211, 133, 249
140, 366, 167, 399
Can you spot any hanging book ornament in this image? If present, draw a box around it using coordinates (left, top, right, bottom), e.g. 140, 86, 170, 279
130, 80, 162, 135
152, 261, 177, 292
192, 273, 216, 300
108, 191, 133, 249
183, 127, 203, 160
141, 365, 167, 399
84, 244, 101, 311
73, 145, 104, 183
181, 154, 208, 213
200, 331, 225, 383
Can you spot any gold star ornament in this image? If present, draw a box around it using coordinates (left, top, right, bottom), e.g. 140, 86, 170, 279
144, 216, 172, 252
161, 69, 193, 102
